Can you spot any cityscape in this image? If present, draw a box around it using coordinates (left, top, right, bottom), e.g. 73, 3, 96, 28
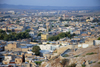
0, 0, 100, 67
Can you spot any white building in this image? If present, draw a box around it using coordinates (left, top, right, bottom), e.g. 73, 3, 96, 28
29, 31, 34, 37
39, 44, 59, 51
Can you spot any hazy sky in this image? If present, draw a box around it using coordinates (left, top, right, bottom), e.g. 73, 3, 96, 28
0, 0, 100, 6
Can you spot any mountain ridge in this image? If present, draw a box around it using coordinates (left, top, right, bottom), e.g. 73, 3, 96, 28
0, 4, 100, 10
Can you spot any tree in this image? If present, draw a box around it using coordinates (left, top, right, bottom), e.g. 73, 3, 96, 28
98, 23, 100, 25
72, 33, 76, 36
25, 29, 30, 32
35, 61, 42, 65
37, 33, 42, 36
52, 25, 54, 27
7, 30, 12, 33
0, 29, 6, 34
49, 29, 51, 31
0, 34, 4, 40
25, 32, 31, 38
91, 26, 94, 28
4, 36, 9, 41
98, 37, 100, 40
32, 45, 41, 55
64, 24, 69, 27
92, 18, 99, 22
48, 32, 74, 41
47, 42, 50, 44
59, 18, 63, 21
0, 29, 31, 41
87, 17, 90, 19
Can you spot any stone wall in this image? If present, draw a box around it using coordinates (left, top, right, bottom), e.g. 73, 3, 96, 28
57, 45, 78, 54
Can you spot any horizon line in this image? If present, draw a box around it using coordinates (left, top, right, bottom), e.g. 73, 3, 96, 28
0, 3, 100, 7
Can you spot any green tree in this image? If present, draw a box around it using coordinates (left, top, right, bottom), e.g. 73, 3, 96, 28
59, 18, 63, 21
98, 37, 100, 40
65, 24, 69, 27
92, 18, 99, 22
98, 23, 100, 25
25, 29, 30, 32
91, 26, 94, 28
32, 45, 41, 55
52, 25, 54, 27
87, 17, 90, 19
0, 29, 31, 41
72, 33, 76, 36
0, 34, 4, 40
0, 29, 6, 34
4, 35, 9, 41
35, 61, 42, 65
47, 42, 50, 44
49, 29, 51, 31
7, 30, 12, 33
37, 33, 42, 36
25, 32, 30, 38
48, 32, 74, 41
82, 64, 86, 67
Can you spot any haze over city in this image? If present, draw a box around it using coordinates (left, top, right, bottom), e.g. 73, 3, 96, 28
0, 0, 100, 6
0, 0, 100, 67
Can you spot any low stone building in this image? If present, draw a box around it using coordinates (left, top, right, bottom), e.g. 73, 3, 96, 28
15, 57, 23, 65
5, 41, 20, 51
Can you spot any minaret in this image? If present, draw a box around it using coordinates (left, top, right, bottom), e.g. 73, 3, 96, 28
46, 25, 49, 32
5, 27, 8, 32
46, 22, 49, 32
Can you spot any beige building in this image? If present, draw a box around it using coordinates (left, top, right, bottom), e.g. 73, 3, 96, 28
86, 19, 91, 22
5, 42, 20, 51
41, 33, 52, 40
25, 53, 35, 58
3, 55, 12, 64
15, 57, 23, 64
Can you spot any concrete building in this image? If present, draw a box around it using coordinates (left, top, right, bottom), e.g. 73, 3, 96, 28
5, 41, 20, 51
15, 57, 23, 65
41, 33, 52, 40
3, 55, 12, 64
93, 40, 100, 46
39, 44, 59, 51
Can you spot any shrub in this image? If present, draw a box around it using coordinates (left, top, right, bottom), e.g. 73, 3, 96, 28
98, 37, 100, 40
83, 55, 85, 57
47, 42, 50, 44
82, 64, 86, 67
74, 55, 79, 57
35, 61, 42, 65
98, 62, 100, 64
65, 24, 69, 27
93, 61, 96, 63
86, 52, 97, 55
63, 54, 69, 57
60, 44, 62, 46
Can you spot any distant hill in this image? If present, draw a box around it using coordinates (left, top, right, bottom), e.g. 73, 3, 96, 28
0, 4, 100, 10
